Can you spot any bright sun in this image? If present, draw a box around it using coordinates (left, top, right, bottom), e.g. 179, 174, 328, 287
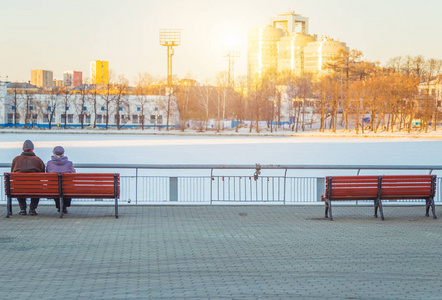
222, 32, 241, 48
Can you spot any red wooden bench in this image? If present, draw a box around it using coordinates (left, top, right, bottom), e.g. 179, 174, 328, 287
4, 173, 120, 218
321, 175, 437, 220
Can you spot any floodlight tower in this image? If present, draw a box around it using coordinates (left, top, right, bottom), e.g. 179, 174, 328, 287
223, 47, 240, 87
160, 29, 181, 130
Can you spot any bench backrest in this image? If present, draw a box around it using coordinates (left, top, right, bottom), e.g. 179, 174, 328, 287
381, 175, 436, 200
5, 173, 60, 198
4, 172, 120, 199
325, 175, 436, 201
62, 173, 119, 199
325, 176, 380, 201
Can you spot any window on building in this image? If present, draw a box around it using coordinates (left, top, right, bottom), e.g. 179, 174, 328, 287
32, 114, 38, 122
86, 114, 91, 123
96, 114, 102, 124
157, 115, 163, 124
114, 115, 118, 124
7, 114, 13, 123
43, 114, 49, 123
79, 114, 84, 123
132, 115, 139, 124
61, 114, 66, 123
104, 115, 108, 123
68, 114, 73, 123
150, 115, 156, 124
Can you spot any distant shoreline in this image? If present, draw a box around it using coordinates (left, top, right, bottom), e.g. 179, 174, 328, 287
2, 128, 442, 139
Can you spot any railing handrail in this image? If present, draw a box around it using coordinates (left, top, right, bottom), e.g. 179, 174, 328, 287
1, 163, 442, 170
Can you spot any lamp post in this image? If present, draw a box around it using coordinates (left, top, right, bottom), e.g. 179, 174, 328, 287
160, 29, 181, 131
223, 47, 240, 87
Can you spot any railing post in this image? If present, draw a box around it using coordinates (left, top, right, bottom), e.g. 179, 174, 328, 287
135, 168, 138, 205
283, 169, 287, 204
317, 177, 325, 202
210, 168, 213, 204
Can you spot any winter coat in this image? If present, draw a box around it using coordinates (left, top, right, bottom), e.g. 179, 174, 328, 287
11, 152, 45, 173
46, 156, 76, 173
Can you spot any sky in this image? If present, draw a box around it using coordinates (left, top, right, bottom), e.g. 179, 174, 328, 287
1, 0, 442, 84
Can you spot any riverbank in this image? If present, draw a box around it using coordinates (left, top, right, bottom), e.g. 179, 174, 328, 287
2, 126, 442, 139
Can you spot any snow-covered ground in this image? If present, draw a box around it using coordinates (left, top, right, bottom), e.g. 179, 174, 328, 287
1, 130, 441, 170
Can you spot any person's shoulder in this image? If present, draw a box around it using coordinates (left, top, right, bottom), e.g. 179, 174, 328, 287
11, 155, 22, 161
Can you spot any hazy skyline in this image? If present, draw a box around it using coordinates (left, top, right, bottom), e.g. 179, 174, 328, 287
1, 0, 441, 84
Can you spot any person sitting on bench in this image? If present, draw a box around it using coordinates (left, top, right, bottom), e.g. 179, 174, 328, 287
11, 140, 45, 216
46, 146, 76, 214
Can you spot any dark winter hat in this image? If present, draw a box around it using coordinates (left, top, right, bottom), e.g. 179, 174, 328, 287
53, 146, 65, 156
23, 140, 34, 151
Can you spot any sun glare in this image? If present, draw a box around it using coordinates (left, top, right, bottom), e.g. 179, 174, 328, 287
222, 32, 241, 48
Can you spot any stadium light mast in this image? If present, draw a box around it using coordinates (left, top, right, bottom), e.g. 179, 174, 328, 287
159, 29, 181, 130
223, 47, 240, 87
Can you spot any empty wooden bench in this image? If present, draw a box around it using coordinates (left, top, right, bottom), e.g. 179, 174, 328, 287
4, 172, 120, 218
321, 175, 437, 220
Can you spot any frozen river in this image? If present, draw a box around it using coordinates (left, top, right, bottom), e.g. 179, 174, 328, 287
0, 132, 440, 166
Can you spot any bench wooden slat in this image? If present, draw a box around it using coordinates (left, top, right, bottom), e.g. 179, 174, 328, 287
4, 172, 119, 218
322, 175, 437, 221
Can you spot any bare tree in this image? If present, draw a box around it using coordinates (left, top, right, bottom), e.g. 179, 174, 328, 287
216, 72, 231, 131
9, 84, 21, 128
113, 75, 129, 130
21, 91, 36, 128
58, 86, 73, 129
231, 75, 247, 132
196, 82, 213, 130
75, 84, 91, 129
44, 90, 59, 129
99, 72, 115, 129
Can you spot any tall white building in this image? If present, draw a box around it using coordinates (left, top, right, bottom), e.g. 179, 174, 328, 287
248, 11, 349, 78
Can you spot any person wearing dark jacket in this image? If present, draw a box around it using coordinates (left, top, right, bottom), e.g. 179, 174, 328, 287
11, 140, 45, 215
46, 146, 76, 213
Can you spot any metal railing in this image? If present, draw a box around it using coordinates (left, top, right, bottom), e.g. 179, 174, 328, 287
1, 164, 442, 205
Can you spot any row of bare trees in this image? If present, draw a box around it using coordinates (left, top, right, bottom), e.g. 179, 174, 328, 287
171, 51, 442, 134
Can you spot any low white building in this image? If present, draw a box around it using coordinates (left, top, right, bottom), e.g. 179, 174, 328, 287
0, 83, 179, 129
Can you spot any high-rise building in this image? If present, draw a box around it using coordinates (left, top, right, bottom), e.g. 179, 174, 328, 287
278, 33, 317, 76
304, 37, 349, 75
247, 11, 349, 78
31, 69, 53, 88
90, 61, 109, 84
248, 25, 286, 78
248, 11, 310, 79
270, 10, 309, 35
63, 71, 83, 87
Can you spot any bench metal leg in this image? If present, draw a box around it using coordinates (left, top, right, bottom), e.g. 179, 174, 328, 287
374, 199, 384, 220
325, 200, 329, 218
378, 199, 384, 221
328, 200, 333, 221
115, 197, 119, 219
60, 197, 64, 218
6, 196, 12, 218
427, 198, 437, 219
374, 200, 378, 218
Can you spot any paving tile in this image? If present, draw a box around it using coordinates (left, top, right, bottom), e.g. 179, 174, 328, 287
0, 205, 441, 299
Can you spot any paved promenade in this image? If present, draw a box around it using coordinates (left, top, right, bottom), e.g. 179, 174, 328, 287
1, 204, 441, 299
